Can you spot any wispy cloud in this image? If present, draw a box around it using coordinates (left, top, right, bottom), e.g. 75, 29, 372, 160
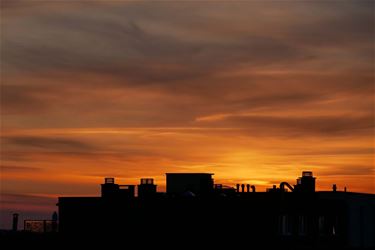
1, 165, 43, 172
3, 136, 96, 152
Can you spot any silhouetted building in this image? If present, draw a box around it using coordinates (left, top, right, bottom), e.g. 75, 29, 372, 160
295, 171, 316, 192
57, 171, 375, 249
138, 178, 157, 198
101, 177, 135, 199
166, 173, 213, 196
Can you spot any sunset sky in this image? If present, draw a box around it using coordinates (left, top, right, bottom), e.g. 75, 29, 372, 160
1, 0, 374, 229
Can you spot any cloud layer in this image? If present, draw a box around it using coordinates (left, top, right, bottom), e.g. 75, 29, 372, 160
1, 1, 374, 229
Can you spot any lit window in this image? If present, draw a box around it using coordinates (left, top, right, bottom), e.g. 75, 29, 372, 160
298, 215, 307, 236
279, 215, 292, 236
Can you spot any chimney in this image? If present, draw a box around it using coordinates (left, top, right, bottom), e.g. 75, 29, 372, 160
52, 211, 58, 232
251, 185, 256, 192
246, 184, 250, 193
236, 184, 240, 193
241, 184, 245, 193
332, 184, 337, 192
12, 213, 19, 231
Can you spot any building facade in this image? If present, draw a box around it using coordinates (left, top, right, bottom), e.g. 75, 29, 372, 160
57, 172, 375, 248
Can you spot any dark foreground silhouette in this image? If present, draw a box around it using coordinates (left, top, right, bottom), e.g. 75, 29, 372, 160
2, 171, 375, 249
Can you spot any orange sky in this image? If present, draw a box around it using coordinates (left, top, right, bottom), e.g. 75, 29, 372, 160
1, 1, 374, 229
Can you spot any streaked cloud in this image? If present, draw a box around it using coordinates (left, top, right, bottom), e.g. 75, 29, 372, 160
3, 136, 95, 151
1, 165, 43, 172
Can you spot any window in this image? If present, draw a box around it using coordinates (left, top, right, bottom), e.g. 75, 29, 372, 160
331, 216, 339, 236
319, 216, 328, 236
141, 178, 154, 185
279, 215, 293, 236
105, 178, 115, 184
298, 215, 307, 236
